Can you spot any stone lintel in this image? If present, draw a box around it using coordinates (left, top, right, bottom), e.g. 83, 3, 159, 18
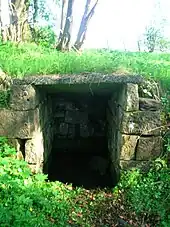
13, 74, 144, 86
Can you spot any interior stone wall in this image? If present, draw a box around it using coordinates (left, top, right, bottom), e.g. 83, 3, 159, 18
51, 94, 108, 154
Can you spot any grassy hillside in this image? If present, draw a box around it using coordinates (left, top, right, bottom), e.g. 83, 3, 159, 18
0, 42, 170, 84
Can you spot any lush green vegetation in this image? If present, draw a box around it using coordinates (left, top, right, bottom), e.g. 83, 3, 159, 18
0, 41, 170, 226
0, 137, 169, 226
0, 42, 170, 84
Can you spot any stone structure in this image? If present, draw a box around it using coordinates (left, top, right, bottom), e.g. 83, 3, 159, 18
0, 73, 163, 181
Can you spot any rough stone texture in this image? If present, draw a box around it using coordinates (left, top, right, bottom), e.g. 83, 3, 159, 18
9, 85, 40, 111
124, 84, 139, 111
121, 111, 161, 135
136, 136, 162, 161
28, 163, 43, 174
0, 75, 164, 175
65, 110, 88, 124
120, 160, 149, 171
13, 73, 144, 86
139, 98, 161, 111
0, 108, 39, 138
52, 95, 107, 148
25, 130, 44, 164
38, 95, 54, 173
7, 138, 21, 152
120, 135, 139, 160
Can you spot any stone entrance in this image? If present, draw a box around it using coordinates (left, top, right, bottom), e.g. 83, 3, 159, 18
0, 74, 163, 188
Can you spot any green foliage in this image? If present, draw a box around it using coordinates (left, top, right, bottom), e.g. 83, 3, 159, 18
0, 137, 170, 226
116, 159, 170, 226
32, 26, 57, 48
0, 90, 10, 108
0, 137, 79, 226
1, 43, 170, 87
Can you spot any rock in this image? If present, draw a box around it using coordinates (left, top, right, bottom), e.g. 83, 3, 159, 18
120, 160, 149, 170
9, 85, 39, 110
28, 163, 43, 174
0, 108, 39, 138
68, 124, 75, 138
59, 123, 68, 136
120, 135, 139, 160
136, 136, 162, 161
0, 69, 12, 90
80, 123, 89, 137
121, 111, 161, 135
25, 131, 44, 164
65, 110, 88, 124
124, 83, 139, 111
139, 98, 161, 111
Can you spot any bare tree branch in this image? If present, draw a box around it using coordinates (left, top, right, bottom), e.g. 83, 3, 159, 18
74, 0, 99, 50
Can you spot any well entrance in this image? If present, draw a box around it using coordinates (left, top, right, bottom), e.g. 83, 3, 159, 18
0, 74, 162, 189
41, 83, 122, 189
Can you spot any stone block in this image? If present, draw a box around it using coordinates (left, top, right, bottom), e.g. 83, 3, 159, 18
80, 123, 89, 137
54, 111, 65, 118
9, 85, 39, 110
139, 98, 161, 111
7, 138, 20, 152
120, 135, 139, 160
121, 111, 161, 135
117, 83, 139, 112
68, 124, 75, 138
120, 160, 149, 171
125, 83, 139, 111
136, 136, 162, 161
28, 163, 43, 174
59, 123, 68, 136
25, 131, 44, 164
65, 110, 88, 124
0, 108, 39, 138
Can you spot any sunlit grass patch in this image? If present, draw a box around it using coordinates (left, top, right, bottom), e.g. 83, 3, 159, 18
0, 42, 170, 85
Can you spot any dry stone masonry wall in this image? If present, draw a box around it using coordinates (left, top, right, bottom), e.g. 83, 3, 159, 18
51, 94, 107, 154
117, 83, 162, 169
0, 84, 54, 173
0, 74, 163, 175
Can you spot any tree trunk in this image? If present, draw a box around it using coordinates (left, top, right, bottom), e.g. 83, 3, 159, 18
74, 0, 99, 50
5, 0, 31, 42
33, 0, 38, 24
57, 0, 75, 51
0, 0, 11, 42
58, 0, 67, 42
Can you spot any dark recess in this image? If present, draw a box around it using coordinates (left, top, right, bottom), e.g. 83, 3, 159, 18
47, 92, 117, 189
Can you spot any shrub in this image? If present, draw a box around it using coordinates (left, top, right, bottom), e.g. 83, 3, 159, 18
32, 26, 56, 48
0, 137, 74, 226
116, 159, 170, 226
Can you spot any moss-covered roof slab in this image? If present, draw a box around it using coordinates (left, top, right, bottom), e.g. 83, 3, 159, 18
13, 73, 144, 85
13, 73, 144, 94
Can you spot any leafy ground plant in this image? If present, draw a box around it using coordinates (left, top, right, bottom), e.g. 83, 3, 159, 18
116, 159, 170, 227
0, 136, 170, 226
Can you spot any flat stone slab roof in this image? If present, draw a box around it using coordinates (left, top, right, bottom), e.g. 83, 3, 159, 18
13, 73, 144, 85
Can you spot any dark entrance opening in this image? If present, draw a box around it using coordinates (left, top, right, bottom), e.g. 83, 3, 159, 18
39, 83, 121, 189
47, 92, 114, 189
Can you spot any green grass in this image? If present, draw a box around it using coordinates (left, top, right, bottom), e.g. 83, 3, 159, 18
1, 42, 170, 84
